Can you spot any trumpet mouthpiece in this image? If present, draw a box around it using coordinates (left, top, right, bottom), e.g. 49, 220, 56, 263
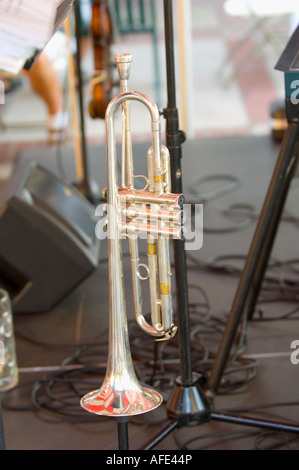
115, 53, 133, 83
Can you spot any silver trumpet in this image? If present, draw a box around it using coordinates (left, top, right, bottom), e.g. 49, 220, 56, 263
80, 54, 184, 417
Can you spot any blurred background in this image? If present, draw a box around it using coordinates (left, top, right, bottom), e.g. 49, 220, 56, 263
0, 0, 297, 176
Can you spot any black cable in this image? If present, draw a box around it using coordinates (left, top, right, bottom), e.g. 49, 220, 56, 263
254, 431, 299, 450
188, 174, 242, 203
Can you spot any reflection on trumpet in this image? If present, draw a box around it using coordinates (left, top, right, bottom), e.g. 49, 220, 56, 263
80, 53, 184, 417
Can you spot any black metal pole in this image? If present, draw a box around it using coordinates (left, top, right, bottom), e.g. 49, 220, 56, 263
163, 0, 193, 387
74, 2, 88, 188
74, 1, 101, 204
117, 418, 130, 450
207, 122, 299, 398
0, 395, 5, 450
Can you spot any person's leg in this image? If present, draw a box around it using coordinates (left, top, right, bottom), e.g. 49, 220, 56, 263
24, 52, 62, 115
23, 52, 68, 133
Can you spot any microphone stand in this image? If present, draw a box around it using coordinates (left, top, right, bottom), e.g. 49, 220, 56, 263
160, 0, 210, 424
139, 0, 299, 450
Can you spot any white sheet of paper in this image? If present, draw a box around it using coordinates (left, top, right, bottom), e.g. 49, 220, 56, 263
0, 0, 69, 74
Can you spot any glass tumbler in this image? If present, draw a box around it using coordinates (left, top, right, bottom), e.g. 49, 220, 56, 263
0, 290, 18, 392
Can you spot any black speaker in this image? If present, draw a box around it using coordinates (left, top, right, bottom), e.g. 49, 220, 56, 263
0, 161, 100, 313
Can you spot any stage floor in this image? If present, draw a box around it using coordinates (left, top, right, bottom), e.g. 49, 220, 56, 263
2, 134, 299, 451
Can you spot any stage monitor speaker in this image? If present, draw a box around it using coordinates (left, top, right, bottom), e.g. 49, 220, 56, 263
0, 161, 100, 313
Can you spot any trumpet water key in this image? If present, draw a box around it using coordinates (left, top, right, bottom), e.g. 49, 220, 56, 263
80, 53, 184, 417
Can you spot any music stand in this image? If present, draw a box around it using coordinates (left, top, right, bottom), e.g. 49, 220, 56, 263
138, 7, 299, 450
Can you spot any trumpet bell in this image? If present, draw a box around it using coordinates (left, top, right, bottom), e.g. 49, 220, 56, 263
80, 379, 162, 417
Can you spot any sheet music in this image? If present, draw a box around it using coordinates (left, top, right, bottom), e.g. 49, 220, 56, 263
0, 0, 73, 74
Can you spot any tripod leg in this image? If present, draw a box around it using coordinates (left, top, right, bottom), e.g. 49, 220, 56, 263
247, 137, 299, 319
140, 421, 179, 450
211, 411, 299, 434
207, 122, 299, 398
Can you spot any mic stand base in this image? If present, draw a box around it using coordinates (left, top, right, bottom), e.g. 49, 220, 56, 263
167, 373, 210, 427
141, 399, 299, 450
